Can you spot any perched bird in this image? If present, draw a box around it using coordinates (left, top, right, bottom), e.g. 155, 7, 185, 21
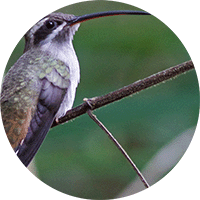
0, 11, 150, 167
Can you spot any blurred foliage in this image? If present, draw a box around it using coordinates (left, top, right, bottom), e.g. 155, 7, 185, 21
4, 1, 199, 199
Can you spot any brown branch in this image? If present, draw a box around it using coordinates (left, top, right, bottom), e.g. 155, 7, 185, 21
52, 60, 194, 127
86, 109, 150, 188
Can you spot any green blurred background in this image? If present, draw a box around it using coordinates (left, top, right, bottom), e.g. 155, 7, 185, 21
4, 1, 199, 199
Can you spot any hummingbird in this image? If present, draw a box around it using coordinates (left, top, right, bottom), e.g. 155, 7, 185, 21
0, 10, 150, 167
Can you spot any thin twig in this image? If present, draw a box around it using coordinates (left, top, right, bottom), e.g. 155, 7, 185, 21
52, 60, 194, 127
86, 109, 150, 188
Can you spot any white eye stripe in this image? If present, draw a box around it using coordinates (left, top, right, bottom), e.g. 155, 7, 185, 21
30, 17, 49, 36
40, 21, 67, 45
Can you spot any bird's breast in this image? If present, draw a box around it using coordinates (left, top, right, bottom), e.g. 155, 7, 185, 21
50, 43, 80, 118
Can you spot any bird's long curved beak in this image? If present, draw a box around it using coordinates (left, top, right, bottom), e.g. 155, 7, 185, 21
68, 10, 151, 26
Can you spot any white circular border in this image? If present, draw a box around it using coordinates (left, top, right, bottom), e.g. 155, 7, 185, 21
0, 1, 199, 200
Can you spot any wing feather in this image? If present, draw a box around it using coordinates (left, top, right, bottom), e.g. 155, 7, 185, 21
17, 78, 66, 166
1, 51, 71, 167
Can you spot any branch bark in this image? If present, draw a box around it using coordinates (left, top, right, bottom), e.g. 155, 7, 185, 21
52, 60, 194, 128
86, 109, 150, 188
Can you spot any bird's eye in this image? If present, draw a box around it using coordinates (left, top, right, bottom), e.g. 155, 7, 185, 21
45, 20, 57, 29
